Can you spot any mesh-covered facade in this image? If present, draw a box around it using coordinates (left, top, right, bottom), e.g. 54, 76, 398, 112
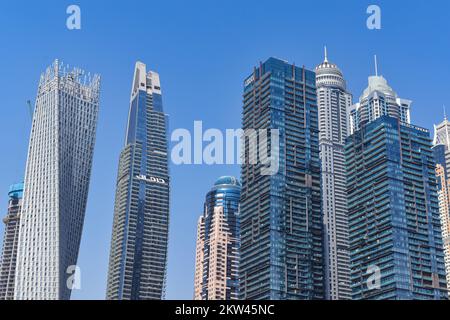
15, 60, 100, 300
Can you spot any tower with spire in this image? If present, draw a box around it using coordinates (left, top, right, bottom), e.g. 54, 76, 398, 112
374, 55, 379, 76
434, 106, 450, 147
346, 57, 448, 300
348, 55, 412, 134
432, 109, 450, 287
315, 47, 352, 300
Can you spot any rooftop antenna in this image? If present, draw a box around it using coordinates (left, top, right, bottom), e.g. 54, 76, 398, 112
444, 105, 447, 121
324, 46, 328, 63
374, 55, 379, 76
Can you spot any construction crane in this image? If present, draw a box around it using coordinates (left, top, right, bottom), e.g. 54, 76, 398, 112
26, 100, 33, 121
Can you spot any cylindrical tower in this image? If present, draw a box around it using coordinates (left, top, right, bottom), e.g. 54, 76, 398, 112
194, 176, 241, 300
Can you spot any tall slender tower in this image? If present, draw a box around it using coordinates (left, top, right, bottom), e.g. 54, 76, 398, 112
0, 183, 23, 300
433, 115, 450, 287
346, 66, 447, 299
239, 57, 325, 300
194, 177, 241, 300
106, 62, 170, 300
315, 48, 352, 300
14, 60, 101, 300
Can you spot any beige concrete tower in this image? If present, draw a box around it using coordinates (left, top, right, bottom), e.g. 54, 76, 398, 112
194, 216, 205, 300
193, 177, 240, 300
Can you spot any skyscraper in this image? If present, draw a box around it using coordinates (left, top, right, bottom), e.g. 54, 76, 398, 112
194, 176, 241, 300
0, 183, 24, 300
348, 58, 411, 135
106, 62, 170, 300
239, 57, 325, 300
14, 60, 101, 300
432, 116, 450, 286
346, 69, 447, 300
194, 215, 205, 300
315, 48, 352, 300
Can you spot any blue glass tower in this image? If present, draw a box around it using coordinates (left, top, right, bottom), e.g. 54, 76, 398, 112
194, 177, 241, 300
239, 58, 325, 300
346, 116, 448, 299
106, 62, 170, 300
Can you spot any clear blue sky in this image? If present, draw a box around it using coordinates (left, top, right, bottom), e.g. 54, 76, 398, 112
0, 0, 449, 300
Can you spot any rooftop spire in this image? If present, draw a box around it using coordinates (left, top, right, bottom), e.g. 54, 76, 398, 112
374, 55, 379, 76
324, 46, 328, 63
444, 105, 447, 121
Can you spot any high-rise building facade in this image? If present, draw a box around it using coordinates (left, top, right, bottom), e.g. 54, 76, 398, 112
15, 60, 101, 300
239, 57, 325, 300
194, 176, 241, 300
0, 183, 24, 300
347, 112, 448, 298
315, 50, 352, 300
194, 215, 205, 300
106, 62, 170, 300
348, 70, 411, 135
433, 117, 450, 286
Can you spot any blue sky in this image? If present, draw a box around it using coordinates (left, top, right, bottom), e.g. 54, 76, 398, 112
0, 0, 449, 300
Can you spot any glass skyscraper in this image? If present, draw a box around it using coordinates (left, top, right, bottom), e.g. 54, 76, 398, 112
239, 57, 325, 300
347, 115, 448, 299
0, 183, 23, 300
106, 62, 170, 300
15, 60, 101, 300
347, 68, 448, 300
194, 176, 241, 300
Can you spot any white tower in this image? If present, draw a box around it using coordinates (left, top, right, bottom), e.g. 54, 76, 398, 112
315, 47, 352, 300
14, 60, 100, 300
